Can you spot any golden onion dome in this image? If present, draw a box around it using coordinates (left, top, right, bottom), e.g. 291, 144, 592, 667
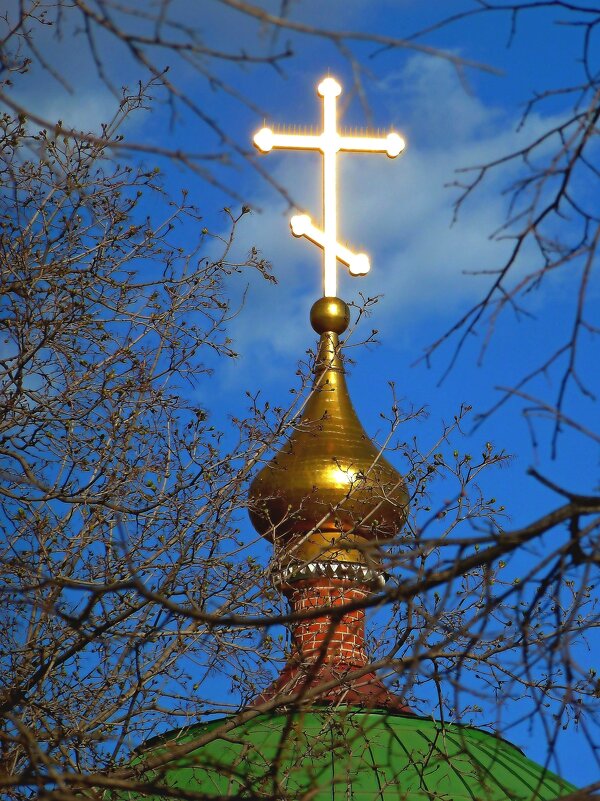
248, 297, 408, 568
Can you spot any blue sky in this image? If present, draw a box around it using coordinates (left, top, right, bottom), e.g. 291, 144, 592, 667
6, 0, 599, 788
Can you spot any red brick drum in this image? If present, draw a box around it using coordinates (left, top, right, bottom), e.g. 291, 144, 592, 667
253, 575, 412, 712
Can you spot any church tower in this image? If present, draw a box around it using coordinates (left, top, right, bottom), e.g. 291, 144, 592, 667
130, 76, 576, 801
248, 293, 411, 712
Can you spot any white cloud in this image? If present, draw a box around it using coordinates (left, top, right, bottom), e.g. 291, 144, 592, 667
27, 89, 121, 134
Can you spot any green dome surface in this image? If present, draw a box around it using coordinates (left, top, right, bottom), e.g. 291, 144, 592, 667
136, 709, 575, 801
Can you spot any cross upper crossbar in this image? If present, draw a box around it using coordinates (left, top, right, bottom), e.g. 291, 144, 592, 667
253, 77, 405, 298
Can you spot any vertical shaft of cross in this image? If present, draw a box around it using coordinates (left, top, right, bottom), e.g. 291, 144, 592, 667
321, 80, 340, 298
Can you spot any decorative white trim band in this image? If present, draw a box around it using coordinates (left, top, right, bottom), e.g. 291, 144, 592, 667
273, 560, 386, 588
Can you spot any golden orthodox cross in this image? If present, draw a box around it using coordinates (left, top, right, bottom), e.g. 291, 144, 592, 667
253, 76, 405, 298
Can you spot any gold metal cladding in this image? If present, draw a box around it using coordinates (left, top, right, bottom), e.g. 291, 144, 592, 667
248, 299, 408, 566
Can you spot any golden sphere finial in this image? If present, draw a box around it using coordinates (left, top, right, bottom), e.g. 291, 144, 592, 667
310, 297, 350, 335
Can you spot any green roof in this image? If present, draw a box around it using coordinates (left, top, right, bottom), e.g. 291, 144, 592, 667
129, 708, 575, 801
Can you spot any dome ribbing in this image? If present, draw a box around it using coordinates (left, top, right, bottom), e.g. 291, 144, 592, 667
139, 709, 575, 801
248, 298, 408, 569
